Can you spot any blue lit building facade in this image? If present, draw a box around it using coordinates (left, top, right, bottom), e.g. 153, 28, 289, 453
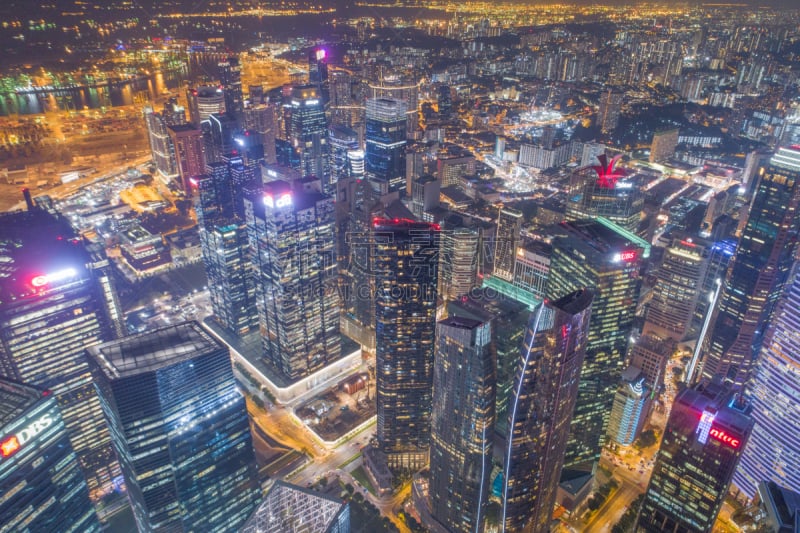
702, 146, 800, 386
290, 85, 330, 189
89, 322, 261, 532
607, 367, 651, 446
365, 98, 407, 196
733, 263, 800, 500
0, 378, 100, 532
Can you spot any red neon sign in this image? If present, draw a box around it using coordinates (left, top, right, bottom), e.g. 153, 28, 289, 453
709, 428, 740, 448
1, 436, 20, 458
620, 250, 638, 262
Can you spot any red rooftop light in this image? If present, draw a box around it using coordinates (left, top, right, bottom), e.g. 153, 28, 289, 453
592, 154, 625, 189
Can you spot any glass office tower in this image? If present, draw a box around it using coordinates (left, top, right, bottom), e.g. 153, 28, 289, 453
374, 218, 439, 472
734, 263, 800, 500
0, 206, 121, 498
545, 218, 648, 472
244, 179, 341, 382
89, 322, 261, 532
290, 85, 330, 188
502, 290, 593, 533
0, 378, 100, 532
428, 317, 495, 533
636, 379, 753, 533
365, 98, 407, 196
702, 146, 800, 386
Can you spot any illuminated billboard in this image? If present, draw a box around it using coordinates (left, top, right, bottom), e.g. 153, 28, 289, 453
31, 267, 78, 288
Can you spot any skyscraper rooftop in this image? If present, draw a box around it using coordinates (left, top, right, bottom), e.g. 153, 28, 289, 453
241, 481, 350, 533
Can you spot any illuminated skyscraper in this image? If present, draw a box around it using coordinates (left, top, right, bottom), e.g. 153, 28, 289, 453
187, 86, 226, 126
0, 206, 121, 497
428, 317, 495, 533
502, 290, 593, 533
328, 124, 360, 193
566, 154, 644, 233
167, 123, 206, 194
644, 236, 709, 341
702, 146, 800, 386
203, 112, 238, 165
219, 56, 244, 119
144, 106, 179, 181
546, 218, 648, 471
366, 98, 407, 195
290, 85, 330, 188
374, 218, 439, 471
0, 379, 100, 532
493, 206, 522, 282
607, 366, 651, 446
245, 180, 341, 382
733, 263, 800, 499
438, 226, 480, 301
636, 379, 753, 533
243, 103, 278, 165
89, 322, 261, 532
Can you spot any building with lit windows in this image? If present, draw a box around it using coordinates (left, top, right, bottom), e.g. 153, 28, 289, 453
438, 226, 480, 301
502, 290, 593, 533
636, 379, 753, 533
89, 322, 261, 532
218, 56, 243, 119
513, 240, 551, 301
328, 125, 360, 193
203, 112, 238, 165
245, 179, 341, 382
373, 218, 439, 472
241, 481, 349, 533
0, 378, 100, 532
493, 206, 522, 282
597, 88, 623, 134
607, 366, 651, 446
702, 146, 800, 386
447, 283, 532, 441
649, 128, 680, 163
167, 123, 205, 194
733, 263, 800, 500
644, 237, 709, 341
365, 98, 407, 195
144, 106, 179, 181
187, 86, 226, 126
0, 205, 121, 498
546, 217, 648, 472
290, 85, 330, 188
427, 317, 495, 533
566, 155, 644, 233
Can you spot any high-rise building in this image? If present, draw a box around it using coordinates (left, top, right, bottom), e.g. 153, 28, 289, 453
649, 128, 680, 163
168, 123, 206, 194
89, 322, 262, 532
438, 226, 480, 301
187, 86, 226, 126
644, 237, 709, 341
566, 155, 644, 233
437, 84, 452, 115
241, 480, 350, 533
546, 218, 648, 471
245, 180, 341, 382
607, 366, 652, 446
628, 333, 675, 390
512, 240, 551, 301
290, 85, 330, 188
597, 88, 624, 134
502, 290, 594, 533
329, 125, 360, 193
411, 174, 440, 221
436, 150, 475, 188
428, 317, 495, 533
144, 106, 179, 181
374, 218, 439, 471
0, 378, 101, 532
365, 98, 407, 195
0, 206, 121, 498
203, 112, 238, 165
701, 146, 800, 386
244, 103, 278, 165
308, 47, 329, 87
369, 78, 419, 135
733, 263, 800, 500
636, 379, 754, 533
447, 283, 532, 440
219, 56, 244, 119
493, 206, 523, 282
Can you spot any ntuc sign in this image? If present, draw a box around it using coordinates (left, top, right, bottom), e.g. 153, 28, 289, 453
709, 427, 740, 448
0, 413, 54, 460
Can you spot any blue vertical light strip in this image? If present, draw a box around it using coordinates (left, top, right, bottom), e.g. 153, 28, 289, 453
686, 278, 722, 385
501, 302, 546, 532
